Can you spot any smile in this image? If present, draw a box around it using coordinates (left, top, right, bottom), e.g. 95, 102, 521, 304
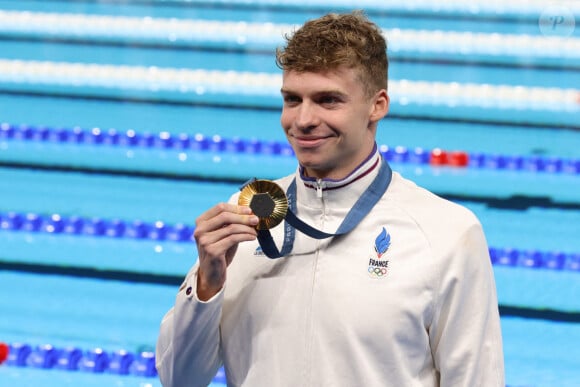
293, 136, 331, 148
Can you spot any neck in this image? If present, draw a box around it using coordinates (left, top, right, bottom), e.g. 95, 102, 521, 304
300, 143, 378, 182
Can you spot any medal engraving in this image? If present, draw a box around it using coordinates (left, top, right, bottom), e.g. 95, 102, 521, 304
238, 180, 288, 230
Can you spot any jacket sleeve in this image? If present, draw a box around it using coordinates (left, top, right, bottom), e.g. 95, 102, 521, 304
429, 222, 505, 386
155, 264, 224, 387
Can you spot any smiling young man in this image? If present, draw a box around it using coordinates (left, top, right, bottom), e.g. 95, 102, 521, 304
156, 11, 505, 387
280, 67, 387, 180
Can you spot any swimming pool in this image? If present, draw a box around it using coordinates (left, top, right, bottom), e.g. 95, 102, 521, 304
0, 1, 579, 386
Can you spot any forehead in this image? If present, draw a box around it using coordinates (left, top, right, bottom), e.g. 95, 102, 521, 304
281, 67, 365, 95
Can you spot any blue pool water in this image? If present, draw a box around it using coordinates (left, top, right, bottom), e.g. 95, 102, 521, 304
0, 1, 579, 386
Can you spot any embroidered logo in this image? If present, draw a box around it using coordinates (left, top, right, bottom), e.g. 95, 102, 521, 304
254, 246, 265, 256
368, 227, 391, 278
374, 227, 391, 257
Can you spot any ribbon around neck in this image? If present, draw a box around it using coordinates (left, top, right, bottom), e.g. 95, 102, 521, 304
238, 158, 392, 259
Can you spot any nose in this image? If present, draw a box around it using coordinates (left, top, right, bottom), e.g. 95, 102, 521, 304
295, 101, 319, 131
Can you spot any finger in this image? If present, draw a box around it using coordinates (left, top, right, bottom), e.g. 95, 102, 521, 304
197, 202, 252, 223
196, 211, 259, 236
195, 223, 258, 255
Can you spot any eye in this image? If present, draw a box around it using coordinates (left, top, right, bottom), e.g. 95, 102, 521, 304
283, 94, 301, 106
320, 96, 338, 104
316, 93, 344, 106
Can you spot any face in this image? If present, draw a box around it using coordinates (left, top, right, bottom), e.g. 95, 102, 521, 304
280, 66, 389, 180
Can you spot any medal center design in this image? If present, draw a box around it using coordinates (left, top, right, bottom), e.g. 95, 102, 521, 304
250, 193, 276, 218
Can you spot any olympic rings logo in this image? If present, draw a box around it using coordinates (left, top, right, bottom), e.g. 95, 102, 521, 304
368, 266, 387, 277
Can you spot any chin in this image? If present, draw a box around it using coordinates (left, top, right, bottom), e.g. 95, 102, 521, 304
298, 160, 330, 175
296, 155, 321, 166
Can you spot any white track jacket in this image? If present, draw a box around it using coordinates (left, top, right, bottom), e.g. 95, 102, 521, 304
156, 150, 505, 387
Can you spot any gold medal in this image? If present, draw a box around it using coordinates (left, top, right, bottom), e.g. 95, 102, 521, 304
238, 180, 288, 230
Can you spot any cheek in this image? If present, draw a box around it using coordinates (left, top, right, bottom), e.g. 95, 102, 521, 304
280, 110, 292, 131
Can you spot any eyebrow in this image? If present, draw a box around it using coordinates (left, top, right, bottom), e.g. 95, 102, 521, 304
280, 88, 347, 96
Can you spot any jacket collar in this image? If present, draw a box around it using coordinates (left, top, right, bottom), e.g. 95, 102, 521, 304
296, 144, 383, 208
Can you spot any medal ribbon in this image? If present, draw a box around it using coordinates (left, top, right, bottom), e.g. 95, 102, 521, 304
253, 158, 392, 259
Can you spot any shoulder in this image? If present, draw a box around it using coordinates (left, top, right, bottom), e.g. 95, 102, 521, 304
385, 172, 489, 274
386, 171, 482, 235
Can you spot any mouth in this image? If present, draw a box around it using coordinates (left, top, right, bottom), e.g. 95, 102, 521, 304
292, 135, 331, 149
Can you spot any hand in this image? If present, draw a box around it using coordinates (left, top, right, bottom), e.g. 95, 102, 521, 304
193, 203, 259, 301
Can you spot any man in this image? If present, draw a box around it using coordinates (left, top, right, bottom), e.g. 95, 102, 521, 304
156, 11, 504, 386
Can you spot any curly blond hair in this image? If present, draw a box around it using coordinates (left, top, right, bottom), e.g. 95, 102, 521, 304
275, 11, 388, 97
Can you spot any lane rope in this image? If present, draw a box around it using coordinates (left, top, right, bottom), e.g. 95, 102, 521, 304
2, 123, 579, 175
0, 10, 578, 61
0, 60, 578, 112
0, 210, 578, 272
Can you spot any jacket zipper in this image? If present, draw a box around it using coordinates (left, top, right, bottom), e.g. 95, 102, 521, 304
316, 178, 324, 198
305, 178, 325, 385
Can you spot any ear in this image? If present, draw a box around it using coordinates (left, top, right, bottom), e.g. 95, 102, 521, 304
369, 89, 390, 123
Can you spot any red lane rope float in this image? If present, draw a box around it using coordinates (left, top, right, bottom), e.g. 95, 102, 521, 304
0, 342, 9, 364
429, 148, 470, 167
